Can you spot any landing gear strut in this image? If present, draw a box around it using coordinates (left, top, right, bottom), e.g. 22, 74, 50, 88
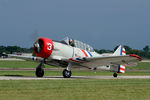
35, 62, 44, 77
113, 73, 118, 77
62, 63, 72, 78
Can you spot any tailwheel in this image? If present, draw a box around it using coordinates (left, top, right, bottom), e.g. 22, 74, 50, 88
113, 73, 118, 77
63, 69, 72, 78
36, 68, 44, 77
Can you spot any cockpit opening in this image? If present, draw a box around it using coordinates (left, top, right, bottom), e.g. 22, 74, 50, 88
61, 37, 94, 52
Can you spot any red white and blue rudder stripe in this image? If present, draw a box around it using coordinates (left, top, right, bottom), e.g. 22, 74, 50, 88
120, 45, 126, 56
119, 45, 126, 73
118, 65, 125, 73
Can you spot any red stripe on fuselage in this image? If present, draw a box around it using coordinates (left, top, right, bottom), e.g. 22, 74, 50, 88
81, 49, 88, 57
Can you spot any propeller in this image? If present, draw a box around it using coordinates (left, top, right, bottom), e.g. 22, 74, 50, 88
34, 39, 44, 54
31, 30, 39, 43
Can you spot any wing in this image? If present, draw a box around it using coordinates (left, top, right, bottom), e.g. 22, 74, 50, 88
63, 54, 142, 68
8, 54, 44, 62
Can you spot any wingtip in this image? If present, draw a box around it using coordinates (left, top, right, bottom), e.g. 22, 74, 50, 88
129, 54, 143, 61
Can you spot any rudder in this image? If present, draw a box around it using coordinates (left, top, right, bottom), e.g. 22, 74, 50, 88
113, 45, 126, 73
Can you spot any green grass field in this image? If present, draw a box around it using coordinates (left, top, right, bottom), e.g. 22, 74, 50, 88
0, 61, 55, 68
1, 70, 150, 77
0, 79, 150, 100
0, 61, 150, 69
127, 62, 150, 69
0, 61, 150, 100
0, 61, 150, 76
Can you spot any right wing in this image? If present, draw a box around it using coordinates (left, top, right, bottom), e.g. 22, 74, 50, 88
62, 54, 142, 68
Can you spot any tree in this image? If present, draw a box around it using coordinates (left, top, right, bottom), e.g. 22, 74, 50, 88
143, 45, 149, 53
0, 46, 33, 54
95, 49, 113, 54
142, 45, 150, 58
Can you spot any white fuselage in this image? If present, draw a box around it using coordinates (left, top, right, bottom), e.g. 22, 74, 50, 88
51, 41, 100, 59
46, 41, 100, 67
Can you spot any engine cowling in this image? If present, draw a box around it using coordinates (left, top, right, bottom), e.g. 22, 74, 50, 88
34, 37, 53, 58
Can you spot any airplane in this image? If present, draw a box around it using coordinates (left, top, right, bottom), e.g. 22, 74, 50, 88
10, 37, 142, 78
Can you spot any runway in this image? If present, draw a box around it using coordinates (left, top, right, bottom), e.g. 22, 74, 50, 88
0, 76, 150, 80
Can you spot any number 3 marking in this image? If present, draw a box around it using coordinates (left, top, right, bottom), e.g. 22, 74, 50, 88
47, 43, 52, 51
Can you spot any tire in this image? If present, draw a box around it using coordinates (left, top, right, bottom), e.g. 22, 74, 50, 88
35, 68, 44, 77
113, 73, 118, 77
63, 69, 72, 78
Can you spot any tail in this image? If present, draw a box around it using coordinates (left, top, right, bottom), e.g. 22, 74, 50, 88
113, 45, 126, 73
113, 45, 126, 56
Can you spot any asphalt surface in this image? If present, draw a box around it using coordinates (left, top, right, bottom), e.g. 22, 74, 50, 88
0, 76, 150, 80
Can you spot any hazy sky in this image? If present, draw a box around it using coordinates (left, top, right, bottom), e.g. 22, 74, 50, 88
0, 0, 150, 49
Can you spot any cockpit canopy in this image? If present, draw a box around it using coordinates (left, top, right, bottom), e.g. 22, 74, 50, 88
61, 37, 94, 52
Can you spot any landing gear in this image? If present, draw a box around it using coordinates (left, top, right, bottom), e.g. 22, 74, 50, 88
62, 63, 72, 78
63, 69, 72, 78
36, 68, 44, 77
113, 73, 118, 77
35, 62, 44, 77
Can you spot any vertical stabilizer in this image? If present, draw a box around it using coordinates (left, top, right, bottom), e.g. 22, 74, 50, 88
113, 45, 126, 56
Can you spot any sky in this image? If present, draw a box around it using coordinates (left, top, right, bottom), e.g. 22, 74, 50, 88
0, 0, 150, 50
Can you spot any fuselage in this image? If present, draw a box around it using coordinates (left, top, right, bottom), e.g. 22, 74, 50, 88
52, 41, 100, 58
45, 41, 101, 67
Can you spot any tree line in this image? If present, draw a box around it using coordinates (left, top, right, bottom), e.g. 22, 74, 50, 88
0, 46, 33, 54
95, 45, 150, 59
0, 45, 150, 58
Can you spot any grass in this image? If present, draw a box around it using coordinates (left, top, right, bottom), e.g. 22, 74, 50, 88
0, 61, 150, 70
0, 61, 38, 68
0, 61, 55, 68
0, 79, 150, 100
0, 60, 149, 76
0, 71, 61, 76
0, 61, 150, 100
0, 70, 150, 77
127, 62, 150, 69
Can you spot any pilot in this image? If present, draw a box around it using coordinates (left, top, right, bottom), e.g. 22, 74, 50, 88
69, 39, 74, 47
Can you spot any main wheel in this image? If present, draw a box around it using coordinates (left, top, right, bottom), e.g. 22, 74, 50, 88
113, 73, 118, 77
63, 69, 72, 78
35, 68, 44, 77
